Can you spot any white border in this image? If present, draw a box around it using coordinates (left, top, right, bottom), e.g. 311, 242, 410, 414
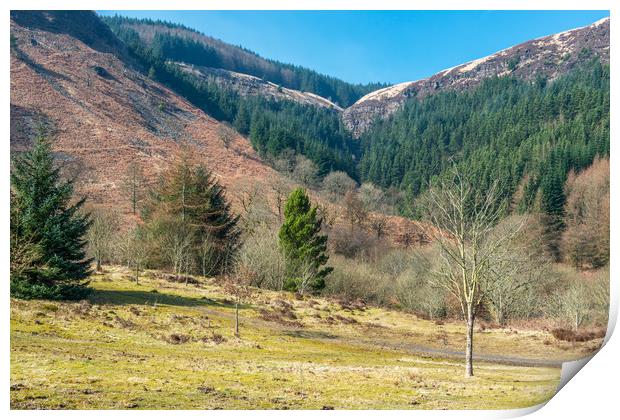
3, 1, 616, 419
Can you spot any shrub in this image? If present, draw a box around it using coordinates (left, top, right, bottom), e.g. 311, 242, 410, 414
10, 278, 91, 301
235, 225, 286, 290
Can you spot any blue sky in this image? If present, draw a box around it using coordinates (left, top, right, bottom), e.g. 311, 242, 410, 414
98, 10, 609, 85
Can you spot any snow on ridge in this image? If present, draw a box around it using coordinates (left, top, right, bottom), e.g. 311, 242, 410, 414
350, 17, 608, 109
355, 80, 417, 104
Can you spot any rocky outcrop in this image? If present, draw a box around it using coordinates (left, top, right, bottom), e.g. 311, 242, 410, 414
343, 17, 610, 137
176, 63, 342, 110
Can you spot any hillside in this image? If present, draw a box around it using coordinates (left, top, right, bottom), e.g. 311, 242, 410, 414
343, 17, 610, 136
101, 15, 385, 108
9, 10, 430, 246
176, 62, 343, 111
358, 60, 610, 218
10, 11, 278, 209
10, 266, 600, 409
9, 11, 610, 411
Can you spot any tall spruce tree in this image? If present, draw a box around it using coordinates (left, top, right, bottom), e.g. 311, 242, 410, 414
10, 134, 92, 299
278, 188, 332, 293
144, 157, 240, 275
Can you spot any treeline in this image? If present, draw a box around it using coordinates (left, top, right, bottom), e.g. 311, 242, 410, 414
101, 15, 385, 108
359, 60, 610, 222
104, 17, 359, 178
10, 136, 332, 301
10, 134, 608, 334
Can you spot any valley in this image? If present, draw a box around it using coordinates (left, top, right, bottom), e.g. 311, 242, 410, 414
9, 10, 610, 411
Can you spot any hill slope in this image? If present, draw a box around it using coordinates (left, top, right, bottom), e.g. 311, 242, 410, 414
10, 11, 279, 209
343, 17, 610, 137
9, 10, 431, 245
101, 15, 385, 108
176, 62, 343, 111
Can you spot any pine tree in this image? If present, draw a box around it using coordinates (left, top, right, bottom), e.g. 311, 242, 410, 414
144, 157, 240, 275
10, 134, 92, 299
278, 188, 332, 293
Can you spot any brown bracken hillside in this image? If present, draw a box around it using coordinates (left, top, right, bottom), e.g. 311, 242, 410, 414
9, 11, 430, 245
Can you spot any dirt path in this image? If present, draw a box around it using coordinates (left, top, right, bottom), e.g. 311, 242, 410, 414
198, 306, 567, 368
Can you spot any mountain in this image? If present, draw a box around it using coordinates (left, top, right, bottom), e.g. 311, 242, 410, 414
10, 11, 278, 208
343, 17, 610, 137
101, 15, 386, 108
10, 10, 430, 245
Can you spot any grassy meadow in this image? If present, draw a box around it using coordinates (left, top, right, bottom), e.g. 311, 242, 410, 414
10, 267, 601, 410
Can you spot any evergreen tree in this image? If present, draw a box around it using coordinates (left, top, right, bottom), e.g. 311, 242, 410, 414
10, 134, 92, 299
278, 188, 332, 293
144, 157, 240, 275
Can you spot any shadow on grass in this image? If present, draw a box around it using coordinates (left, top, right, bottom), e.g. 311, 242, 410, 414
88, 289, 250, 309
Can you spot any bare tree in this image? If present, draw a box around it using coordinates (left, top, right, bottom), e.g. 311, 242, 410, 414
423, 167, 522, 377
198, 234, 219, 278
292, 156, 319, 187
269, 177, 291, 223
223, 267, 255, 336
87, 207, 119, 272
235, 225, 287, 290
217, 122, 236, 149
343, 190, 368, 232
322, 171, 357, 202
368, 214, 389, 238
122, 161, 145, 215
117, 225, 150, 284
158, 217, 195, 283
482, 215, 548, 325
358, 182, 385, 212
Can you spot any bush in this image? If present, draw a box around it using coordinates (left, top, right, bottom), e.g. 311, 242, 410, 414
551, 327, 606, 342
10, 277, 91, 301
235, 225, 286, 290
325, 255, 393, 306
329, 224, 380, 259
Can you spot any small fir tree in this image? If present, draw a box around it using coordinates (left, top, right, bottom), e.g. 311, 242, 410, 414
10, 134, 92, 299
278, 188, 332, 293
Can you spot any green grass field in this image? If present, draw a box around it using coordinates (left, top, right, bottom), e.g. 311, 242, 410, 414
10, 267, 601, 409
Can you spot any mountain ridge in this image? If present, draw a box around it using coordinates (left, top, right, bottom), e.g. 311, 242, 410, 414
343, 17, 610, 136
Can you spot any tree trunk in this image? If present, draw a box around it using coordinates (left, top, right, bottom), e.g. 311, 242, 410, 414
465, 305, 475, 377
235, 302, 240, 337
135, 265, 139, 285
96, 259, 102, 272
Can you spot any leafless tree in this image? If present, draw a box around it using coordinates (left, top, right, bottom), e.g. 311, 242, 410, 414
482, 215, 548, 325
358, 182, 385, 212
217, 122, 236, 149
158, 217, 195, 283
368, 214, 389, 238
423, 167, 523, 377
235, 225, 287, 290
269, 177, 291, 223
322, 171, 357, 202
117, 225, 150, 284
122, 160, 145, 215
292, 156, 319, 187
552, 281, 592, 331
343, 190, 368, 232
223, 267, 255, 336
87, 207, 119, 272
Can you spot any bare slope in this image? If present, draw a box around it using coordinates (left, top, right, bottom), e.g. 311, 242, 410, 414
176, 62, 343, 110
343, 17, 610, 137
10, 11, 278, 210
